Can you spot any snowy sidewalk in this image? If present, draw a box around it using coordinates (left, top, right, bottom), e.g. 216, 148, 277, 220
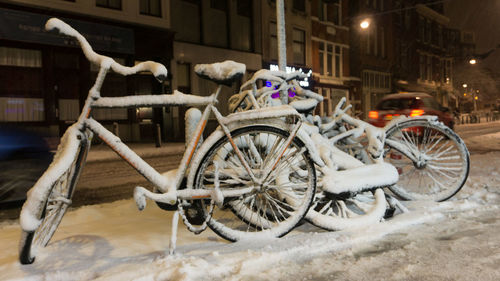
86, 142, 185, 162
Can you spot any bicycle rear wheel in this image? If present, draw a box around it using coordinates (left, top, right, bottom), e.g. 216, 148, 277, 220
193, 125, 316, 241
19, 127, 89, 264
385, 119, 469, 201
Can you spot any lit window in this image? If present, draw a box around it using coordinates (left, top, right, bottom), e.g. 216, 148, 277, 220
0, 47, 42, 67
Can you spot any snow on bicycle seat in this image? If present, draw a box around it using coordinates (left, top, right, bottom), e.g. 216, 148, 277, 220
289, 98, 319, 114
194, 60, 246, 86
320, 162, 399, 195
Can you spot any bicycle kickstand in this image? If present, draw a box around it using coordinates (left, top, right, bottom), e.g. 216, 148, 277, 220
169, 211, 180, 255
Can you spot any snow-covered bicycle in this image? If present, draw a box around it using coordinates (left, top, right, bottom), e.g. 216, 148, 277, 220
19, 19, 318, 264
230, 69, 470, 230
308, 100, 470, 202
230, 70, 399, 231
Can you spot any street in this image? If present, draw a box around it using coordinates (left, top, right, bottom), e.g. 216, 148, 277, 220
0, 121, 499, 280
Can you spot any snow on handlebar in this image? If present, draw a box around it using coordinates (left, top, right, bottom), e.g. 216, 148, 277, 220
45, 18, 168, 82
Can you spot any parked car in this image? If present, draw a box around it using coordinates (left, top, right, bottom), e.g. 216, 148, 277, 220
0, 126, 53, 204
368, 92, 455, 129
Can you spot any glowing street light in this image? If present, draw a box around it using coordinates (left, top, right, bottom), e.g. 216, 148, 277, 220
469, 59, 477, 65
360, 19, 370, 29
462, 83, 467, 88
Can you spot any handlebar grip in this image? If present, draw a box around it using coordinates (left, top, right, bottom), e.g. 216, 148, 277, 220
46, 18, 79, 38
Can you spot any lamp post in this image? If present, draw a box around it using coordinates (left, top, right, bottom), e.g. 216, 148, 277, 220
276, 0, 287, 104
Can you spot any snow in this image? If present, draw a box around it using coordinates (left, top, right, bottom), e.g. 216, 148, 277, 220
2, 122, 498, 280
46, 18, 168, 80
93, 90, 215, 108
320, 163, 398, 194
19, 124, 82, 232
194, 61, 245, 85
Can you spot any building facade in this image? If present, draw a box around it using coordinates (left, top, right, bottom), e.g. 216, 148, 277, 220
388, 0, 456, 110
349, 0, 393, 118
0, 0, 174, 143
169, 0, 262, 138
310, 0, 353, 117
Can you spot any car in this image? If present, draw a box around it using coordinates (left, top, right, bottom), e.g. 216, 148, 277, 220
0, 125, 53, 204
368, 92, 454, 129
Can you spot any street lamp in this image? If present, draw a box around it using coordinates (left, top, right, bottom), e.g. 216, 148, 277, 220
360, 19, 370, 29
469, 59, 477, 65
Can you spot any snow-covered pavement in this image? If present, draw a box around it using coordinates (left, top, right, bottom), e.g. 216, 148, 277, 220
0, 122, 499, 281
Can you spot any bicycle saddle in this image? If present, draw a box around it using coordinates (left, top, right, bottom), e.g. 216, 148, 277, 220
289, 98, 319, 114
194, 60, 246, 86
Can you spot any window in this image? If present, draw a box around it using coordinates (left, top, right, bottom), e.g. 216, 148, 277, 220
205, 0, 228, 47
292, 28, 305, 65
419, 53, 426, 80
418, 16, 424, 41
237, 0, 252, 17
426, 55, 432, 81
445, 60, 452, 84
380, 27, 385, 57
329, 2, 340, 25
317, 41, 342, 78
270, 21, 278, 60
425, 19, 431, 43
96, 0, 121, 10
0, 47, 41, 67
334, 46, 341, 78
293, 0, 305, 12
319, 1, 341, 25
319, 42, 324, 74
0, 97, 44, 121
361, 70, 391, 90
327, 44, 333, 76
173, 0, 201, 43
140, 0, 161, 17
234, 0, 253, 51
211, 0, 227, 11
365, 29, 370, 55
315, 87, 349, 117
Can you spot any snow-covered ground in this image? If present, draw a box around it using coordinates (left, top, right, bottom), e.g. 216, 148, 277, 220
0, 122, 499, 281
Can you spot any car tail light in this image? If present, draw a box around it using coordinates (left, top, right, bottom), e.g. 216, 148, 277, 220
368, 111, 379, 119
410, 109, 424, 117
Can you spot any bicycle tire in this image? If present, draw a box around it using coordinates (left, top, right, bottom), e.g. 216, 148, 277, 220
193, 125, 316, 241
19, 128, 89, 264
385, 119, 470, 201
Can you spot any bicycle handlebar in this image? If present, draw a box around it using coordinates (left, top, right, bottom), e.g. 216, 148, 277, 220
46, 18, 168, 82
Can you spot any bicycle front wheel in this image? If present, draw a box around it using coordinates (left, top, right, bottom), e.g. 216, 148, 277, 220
193, 125, 316, 241
19, 128, 89, 264
385, 119, 469, 201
